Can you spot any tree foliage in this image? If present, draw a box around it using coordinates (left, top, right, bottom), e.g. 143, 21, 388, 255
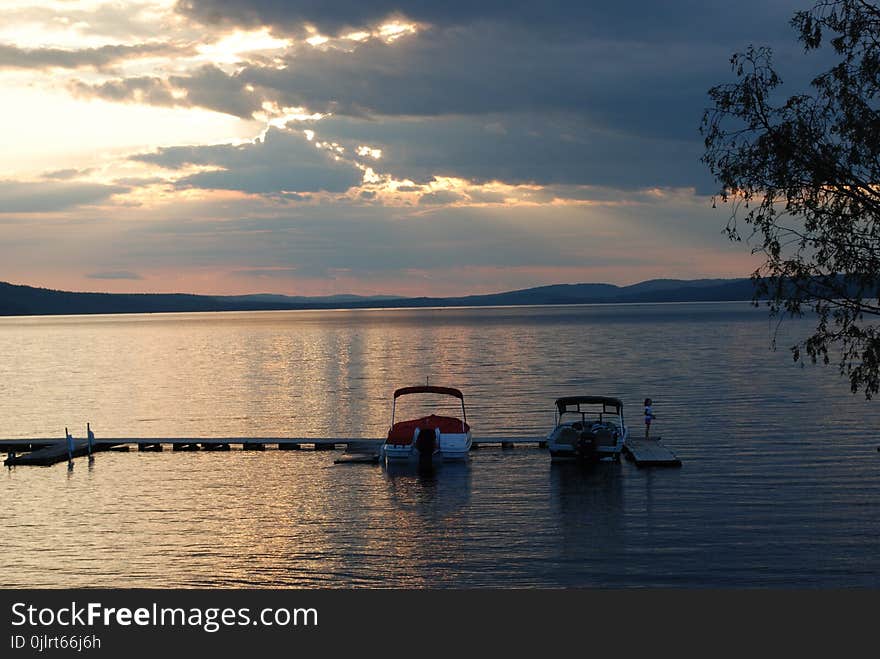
702, 0, 880, 398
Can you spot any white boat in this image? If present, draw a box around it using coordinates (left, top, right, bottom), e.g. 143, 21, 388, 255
546, 396, 627, 462
381, 386, 472, 465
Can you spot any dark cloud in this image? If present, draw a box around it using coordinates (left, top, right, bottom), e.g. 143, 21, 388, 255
0, 42, 192, 70
132, 127, 363, 194
231, 25, 728, 142
178, 1, 801, 42
0, 181, 128, 213
316, 113, 710, 191
169, 65, 264, 118
172, 1, 814, 141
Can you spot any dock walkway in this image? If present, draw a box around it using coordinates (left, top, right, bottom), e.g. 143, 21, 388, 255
3, 436, 545, 466
5, 435, 682, 467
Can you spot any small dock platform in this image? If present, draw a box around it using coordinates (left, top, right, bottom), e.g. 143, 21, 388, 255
4, 440, 114, 466
623, 437, 681, 467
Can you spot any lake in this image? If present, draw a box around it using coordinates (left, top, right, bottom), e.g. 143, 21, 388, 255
1, 303, 878, 587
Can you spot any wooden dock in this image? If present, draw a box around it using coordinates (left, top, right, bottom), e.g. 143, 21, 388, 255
2, 436, 546, 466
3, 439, 116, 466
623, 437, 681, 467
4, 434, 683, 468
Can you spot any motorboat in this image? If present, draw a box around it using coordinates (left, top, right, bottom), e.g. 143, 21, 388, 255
546, 396, 627, 462
381, 385, 472, 465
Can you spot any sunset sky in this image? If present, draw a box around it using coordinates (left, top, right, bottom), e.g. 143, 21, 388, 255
0, 0, 817, 296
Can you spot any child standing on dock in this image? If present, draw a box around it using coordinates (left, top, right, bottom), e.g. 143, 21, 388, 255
644, 398, 656, 440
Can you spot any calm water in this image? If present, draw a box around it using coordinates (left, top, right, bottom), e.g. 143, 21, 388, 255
1, 303, 878, 588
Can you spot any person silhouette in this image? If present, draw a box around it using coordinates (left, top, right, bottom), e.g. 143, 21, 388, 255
644, 398, 656, 440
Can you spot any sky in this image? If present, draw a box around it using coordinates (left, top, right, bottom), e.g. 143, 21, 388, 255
0, 0, 820, 296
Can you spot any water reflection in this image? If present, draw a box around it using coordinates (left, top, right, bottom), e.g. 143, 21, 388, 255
383, 462, 472, 521
549, 462, 625, 570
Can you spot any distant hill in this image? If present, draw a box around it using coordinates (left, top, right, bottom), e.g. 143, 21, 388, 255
0, 278, 760, 317
394, 279, 758, 307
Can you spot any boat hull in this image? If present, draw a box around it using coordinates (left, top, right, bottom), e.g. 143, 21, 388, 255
383, 431, 471, 463
382, 444, 441, 466
547, 427, 626, 462
549, 445, 623, 462
438, 431, 472, 460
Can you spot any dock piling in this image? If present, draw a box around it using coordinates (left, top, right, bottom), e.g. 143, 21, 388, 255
65, 427, 73, 462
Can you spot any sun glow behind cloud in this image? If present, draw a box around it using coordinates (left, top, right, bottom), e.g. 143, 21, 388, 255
377, 21, 419, 42
0, 79, 261, 178
302, 19, 420, 50
196, 28, 290, 65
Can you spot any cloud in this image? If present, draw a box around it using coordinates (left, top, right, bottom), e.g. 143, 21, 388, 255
313, 113, 709, 190
62, 1, 819, 193
0, 180, 128, 213
70, 65, 263, 118
3, 1, 183, 41
42, 168, 93, 181
0, 43, 193, 70
132, 127, 363, 194
171, 65, 265, 118
69, 76, 181, 107
86, 271, 143, 280
178, 1, 802, 41
79, 189, 749, 286
235, 267, 299, 278
418, 190, 464, 205
86, 31, 715, 189
231, 26, 723, 142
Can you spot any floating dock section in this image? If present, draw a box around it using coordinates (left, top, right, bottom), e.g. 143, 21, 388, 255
2, 439, 113, 466
623, 437, 682, 467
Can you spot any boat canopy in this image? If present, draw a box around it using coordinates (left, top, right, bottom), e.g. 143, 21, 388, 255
394, 385, 464, 400
555, 396, 623, 414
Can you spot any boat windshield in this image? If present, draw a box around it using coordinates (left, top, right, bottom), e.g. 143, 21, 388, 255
557, 400, 623, 429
